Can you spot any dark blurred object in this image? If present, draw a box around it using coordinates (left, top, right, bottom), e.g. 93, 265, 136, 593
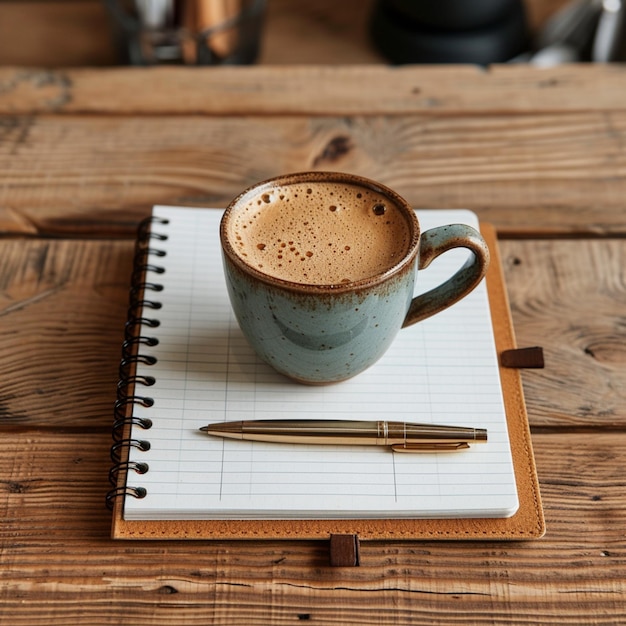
386, 0, 522, 30
104, 0, 266, 65
369, 0, 529, 64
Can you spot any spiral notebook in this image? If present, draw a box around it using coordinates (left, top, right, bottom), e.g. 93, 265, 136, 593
108, 206, 544, 541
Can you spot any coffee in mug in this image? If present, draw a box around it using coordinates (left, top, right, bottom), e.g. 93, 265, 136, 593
220, 172, 489, 384
227, 180, 412, 285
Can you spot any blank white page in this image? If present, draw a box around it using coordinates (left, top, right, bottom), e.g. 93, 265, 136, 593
123, 206, 518, 520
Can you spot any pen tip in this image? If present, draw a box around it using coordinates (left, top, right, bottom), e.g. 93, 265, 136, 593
199, 422, 243, 436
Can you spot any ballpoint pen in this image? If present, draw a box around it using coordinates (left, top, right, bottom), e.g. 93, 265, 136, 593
199, 419, 487, 452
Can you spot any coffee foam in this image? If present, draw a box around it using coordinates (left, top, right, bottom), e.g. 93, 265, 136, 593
228, 182, 412, 285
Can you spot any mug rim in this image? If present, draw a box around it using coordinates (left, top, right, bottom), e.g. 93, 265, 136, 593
220, 171, 421, 294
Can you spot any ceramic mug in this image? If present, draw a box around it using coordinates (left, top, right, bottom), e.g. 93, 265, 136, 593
220, 172, 489, 384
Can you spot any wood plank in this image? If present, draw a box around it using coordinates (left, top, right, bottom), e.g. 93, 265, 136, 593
260, 0, 384, 65
502, 238, 626, 427
1, 237, 624, 430
0, 238, 134, 427
1, 64, 626, 116
1, 431, 625, 624
1, 113, 626, 237
0, 1, 117, 68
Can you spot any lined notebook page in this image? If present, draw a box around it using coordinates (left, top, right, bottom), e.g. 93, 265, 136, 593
124, 206, 518, 520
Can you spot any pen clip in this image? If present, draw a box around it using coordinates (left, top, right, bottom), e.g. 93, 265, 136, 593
391, 442, 471, 453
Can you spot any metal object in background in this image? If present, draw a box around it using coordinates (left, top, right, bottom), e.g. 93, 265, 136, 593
592, 0, 625, 61
529, 0, 625, 65
104, 0, 266, 65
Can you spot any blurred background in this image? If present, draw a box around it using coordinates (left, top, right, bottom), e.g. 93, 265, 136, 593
0, 0, 582, 67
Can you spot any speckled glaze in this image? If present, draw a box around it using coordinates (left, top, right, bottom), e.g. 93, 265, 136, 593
221, 172, 490, 384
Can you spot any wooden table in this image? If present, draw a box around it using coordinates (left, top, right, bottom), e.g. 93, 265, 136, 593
1, 64, 625, 624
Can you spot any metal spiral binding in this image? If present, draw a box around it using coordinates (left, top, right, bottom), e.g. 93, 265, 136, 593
105, 486, 147, 510
106, 215, 169, 510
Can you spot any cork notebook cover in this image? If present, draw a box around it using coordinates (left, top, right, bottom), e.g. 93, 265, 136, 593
109, 207, 544, 540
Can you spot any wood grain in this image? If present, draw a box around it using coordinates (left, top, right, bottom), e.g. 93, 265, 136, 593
1, 431, 624, 625
1, 65, 626, 116
1, 112, 626, 237
0, 238, 134, 427
503, 239, 626, 427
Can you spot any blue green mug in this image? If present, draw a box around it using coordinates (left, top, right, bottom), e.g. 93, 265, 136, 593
220, 172, 489, 384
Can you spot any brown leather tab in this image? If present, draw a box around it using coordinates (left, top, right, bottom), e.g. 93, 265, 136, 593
501, 347, 544, 369
329, 534, 360, 567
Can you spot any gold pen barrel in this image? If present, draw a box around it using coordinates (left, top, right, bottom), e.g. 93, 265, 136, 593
239, 419, 384, 446
202, 419, 384, 445
201, 419, 487, 450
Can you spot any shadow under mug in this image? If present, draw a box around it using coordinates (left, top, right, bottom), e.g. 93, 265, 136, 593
220, 172, 490, 385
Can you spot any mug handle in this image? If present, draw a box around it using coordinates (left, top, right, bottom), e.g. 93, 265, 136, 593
402, 224, 490, 328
